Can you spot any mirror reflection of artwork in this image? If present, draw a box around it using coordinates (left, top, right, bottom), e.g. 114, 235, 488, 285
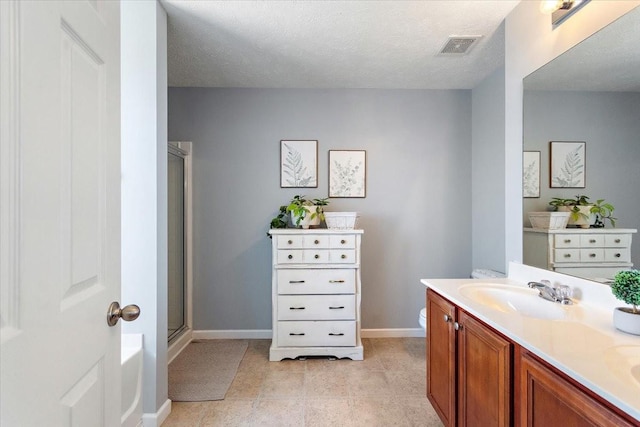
550, 141, 586, 188
280, 140, 318, 188
523, 151, 540, 198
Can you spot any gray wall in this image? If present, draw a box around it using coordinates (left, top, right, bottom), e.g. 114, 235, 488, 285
523, 90, 640, 268
472, 67, 506, 274
168, 88, 472, 330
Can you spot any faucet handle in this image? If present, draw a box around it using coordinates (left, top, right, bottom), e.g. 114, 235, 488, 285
554, 284, 573, 304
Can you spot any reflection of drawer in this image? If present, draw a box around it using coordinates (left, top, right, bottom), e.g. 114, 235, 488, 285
277, 295, 355, 320
277, 269, 356, 294
580, 235, 605, 247
580, 249, 605, 262
330, 235, 356, 249
277, 249, 356, 264
604, 248, 630, 262
555, 235, 580, 248
604, 234, 630, 247
277, 321, 356, 347
554, 249, 580, 262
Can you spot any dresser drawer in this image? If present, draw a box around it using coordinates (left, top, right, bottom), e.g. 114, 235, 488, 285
330, 234, 356, 249
555, 235, 580, 248
580, 248, 605, 262
554, 249, 580, 263
604, 234, 631, 247
277, 249, 356, 264
277, 321, 356, 347
604, 248, 630, 262
277, 269, 356, 294
277, 295, 355, 320
276, 235, 330, 249
580, 235, 605, 247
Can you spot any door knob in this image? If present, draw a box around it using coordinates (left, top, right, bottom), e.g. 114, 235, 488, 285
107, 302, 140, 327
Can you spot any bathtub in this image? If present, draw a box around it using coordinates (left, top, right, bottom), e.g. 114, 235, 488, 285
121, 334, 143, 427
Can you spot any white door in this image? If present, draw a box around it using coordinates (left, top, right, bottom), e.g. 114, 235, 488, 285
1, 1, 123, 426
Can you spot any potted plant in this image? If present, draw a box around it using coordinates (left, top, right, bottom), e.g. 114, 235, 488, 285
548, 195, 616, 228
610, 269, 640, 335
267, 195, 329, 234
287, 195, 329, 229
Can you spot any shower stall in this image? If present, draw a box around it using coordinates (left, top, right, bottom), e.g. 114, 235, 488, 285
168, 142, 192, 348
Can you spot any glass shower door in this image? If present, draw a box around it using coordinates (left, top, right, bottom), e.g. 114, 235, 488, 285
168, 150, 186, 342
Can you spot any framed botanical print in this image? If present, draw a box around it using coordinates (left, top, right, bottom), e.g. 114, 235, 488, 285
280, 140, 318, 188
329, 150, 366, 198
550, 141, 586, 188
523, 151, 541, 198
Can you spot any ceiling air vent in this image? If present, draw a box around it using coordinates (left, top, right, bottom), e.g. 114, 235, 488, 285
438, 36, 482, 56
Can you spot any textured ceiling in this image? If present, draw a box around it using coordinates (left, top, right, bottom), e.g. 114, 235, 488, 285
162, 0, 520, 89
525, 5, 640, 92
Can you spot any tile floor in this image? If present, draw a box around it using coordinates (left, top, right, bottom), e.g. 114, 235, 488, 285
162, 337, 444, 427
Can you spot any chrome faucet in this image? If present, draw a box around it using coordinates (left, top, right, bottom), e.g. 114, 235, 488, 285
527, 280, 573, 305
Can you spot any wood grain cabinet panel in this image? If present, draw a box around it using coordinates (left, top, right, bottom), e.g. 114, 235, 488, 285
520, 351, 637, 427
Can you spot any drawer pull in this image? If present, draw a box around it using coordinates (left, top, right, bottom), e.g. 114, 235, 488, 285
288, 240, 293, 245
289, 307, 306, 310
288, 254, 293, 260
329, 280, 345, 283
341, 254, 347, 259
615, 239, 621, 243
564, 254, 571, 258
589, 253, 596, 258
328, 333, 345, 336
341, 239, 346, 244
564, 239, 571, 243
289, 280, 305, 284
289, 333, 305, 336
314, 254, 320, 259
314, 239, 320, 244
329, 306, 345, 310
615, 253, 621, 258
444, 314, 452, 323
589, 239, 596, 244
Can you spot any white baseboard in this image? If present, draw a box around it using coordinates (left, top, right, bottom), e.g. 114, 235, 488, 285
362, 328, 425, 338
168, 329, 192, 364
193, 329, 272, 339
142, 399, 171, 427
192, 328, 425, 340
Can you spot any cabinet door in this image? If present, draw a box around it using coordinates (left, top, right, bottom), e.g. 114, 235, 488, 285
426, 289, 456, 427
457, 311, 512, 427
520, 351, 636, 427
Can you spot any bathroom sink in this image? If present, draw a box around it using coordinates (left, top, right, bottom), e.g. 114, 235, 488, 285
604, 345, 640, 387
459, 283, 569, 320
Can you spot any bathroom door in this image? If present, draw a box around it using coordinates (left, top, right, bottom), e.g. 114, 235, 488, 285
0, 1, 122, 425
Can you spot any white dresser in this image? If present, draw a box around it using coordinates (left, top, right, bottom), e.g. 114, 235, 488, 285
523, 228, 637, 280
267, 229, 364, 361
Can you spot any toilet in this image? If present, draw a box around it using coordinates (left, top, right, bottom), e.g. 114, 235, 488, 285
418, 268, 505, 331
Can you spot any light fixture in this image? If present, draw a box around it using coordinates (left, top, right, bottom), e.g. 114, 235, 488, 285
540, 0, 590, 27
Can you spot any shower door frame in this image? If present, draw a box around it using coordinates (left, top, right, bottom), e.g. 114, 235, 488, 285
167, 141, 193, 359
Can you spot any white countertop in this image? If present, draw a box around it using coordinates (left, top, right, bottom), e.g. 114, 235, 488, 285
421, 262, 640, 421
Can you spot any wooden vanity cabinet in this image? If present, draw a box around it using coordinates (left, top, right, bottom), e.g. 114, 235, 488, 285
426, 289, 512, 427
519, 350, 637, 427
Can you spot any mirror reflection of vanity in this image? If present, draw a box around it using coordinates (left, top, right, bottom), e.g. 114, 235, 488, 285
522, 6, 640, 281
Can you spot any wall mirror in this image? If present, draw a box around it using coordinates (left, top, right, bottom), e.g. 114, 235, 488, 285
522, 6, 640, 279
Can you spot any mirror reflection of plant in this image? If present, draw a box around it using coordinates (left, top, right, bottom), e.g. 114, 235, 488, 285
548, 195, 616, 227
